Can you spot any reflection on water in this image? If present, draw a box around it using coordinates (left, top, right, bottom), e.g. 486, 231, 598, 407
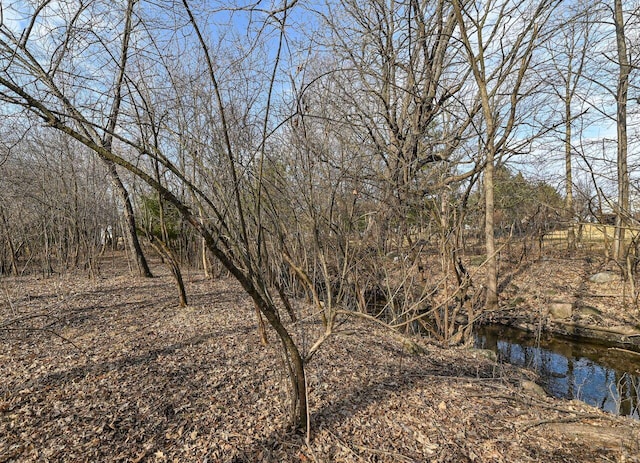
475, 325, 640, 419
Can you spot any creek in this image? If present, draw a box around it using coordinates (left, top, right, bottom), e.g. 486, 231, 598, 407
475, 325, 640, 419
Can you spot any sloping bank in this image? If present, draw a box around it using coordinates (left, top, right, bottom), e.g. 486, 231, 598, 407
481, 303, 640, 352
481, 269, 640, 351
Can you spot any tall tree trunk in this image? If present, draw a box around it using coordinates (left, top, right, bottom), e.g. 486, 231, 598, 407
452, 0, 548, 310
0, 206, 18, 276
101, 0, 152, 278
195, 205, 211, 278
149, 152, 186, 304
106, 160, 153, 277
613, 0, 630, 262
484, 146, 498, 310
565, 94, 576, 251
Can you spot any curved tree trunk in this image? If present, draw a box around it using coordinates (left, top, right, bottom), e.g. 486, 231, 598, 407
258, 298, 307, 430
146, 234, 187, 306
197, 230, 308, 429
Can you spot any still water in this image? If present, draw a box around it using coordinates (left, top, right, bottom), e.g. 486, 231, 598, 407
475, 325, 640, 419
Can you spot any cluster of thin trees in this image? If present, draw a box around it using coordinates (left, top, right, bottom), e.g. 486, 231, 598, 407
1, 0, 638, 430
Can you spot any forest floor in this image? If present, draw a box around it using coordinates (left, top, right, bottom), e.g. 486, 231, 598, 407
1, 253, 640, 462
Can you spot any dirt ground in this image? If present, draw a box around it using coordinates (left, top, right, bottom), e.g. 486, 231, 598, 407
491, 250, 640, 334
1, 255, 639, 462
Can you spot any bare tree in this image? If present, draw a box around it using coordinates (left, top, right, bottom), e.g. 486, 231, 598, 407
316, 0, 472, 247
0, 122, 120, 276
612, 0, 631, 262
543, 2, 594, 251
452, 0, 560, 309
0, 0, 314, 430
558, 0, 640, 264
304, 0, 488, 342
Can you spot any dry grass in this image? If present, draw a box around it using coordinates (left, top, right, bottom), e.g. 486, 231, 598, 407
544, 223, 640, 245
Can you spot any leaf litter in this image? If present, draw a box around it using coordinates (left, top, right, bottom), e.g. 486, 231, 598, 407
1, 258, 639, 462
